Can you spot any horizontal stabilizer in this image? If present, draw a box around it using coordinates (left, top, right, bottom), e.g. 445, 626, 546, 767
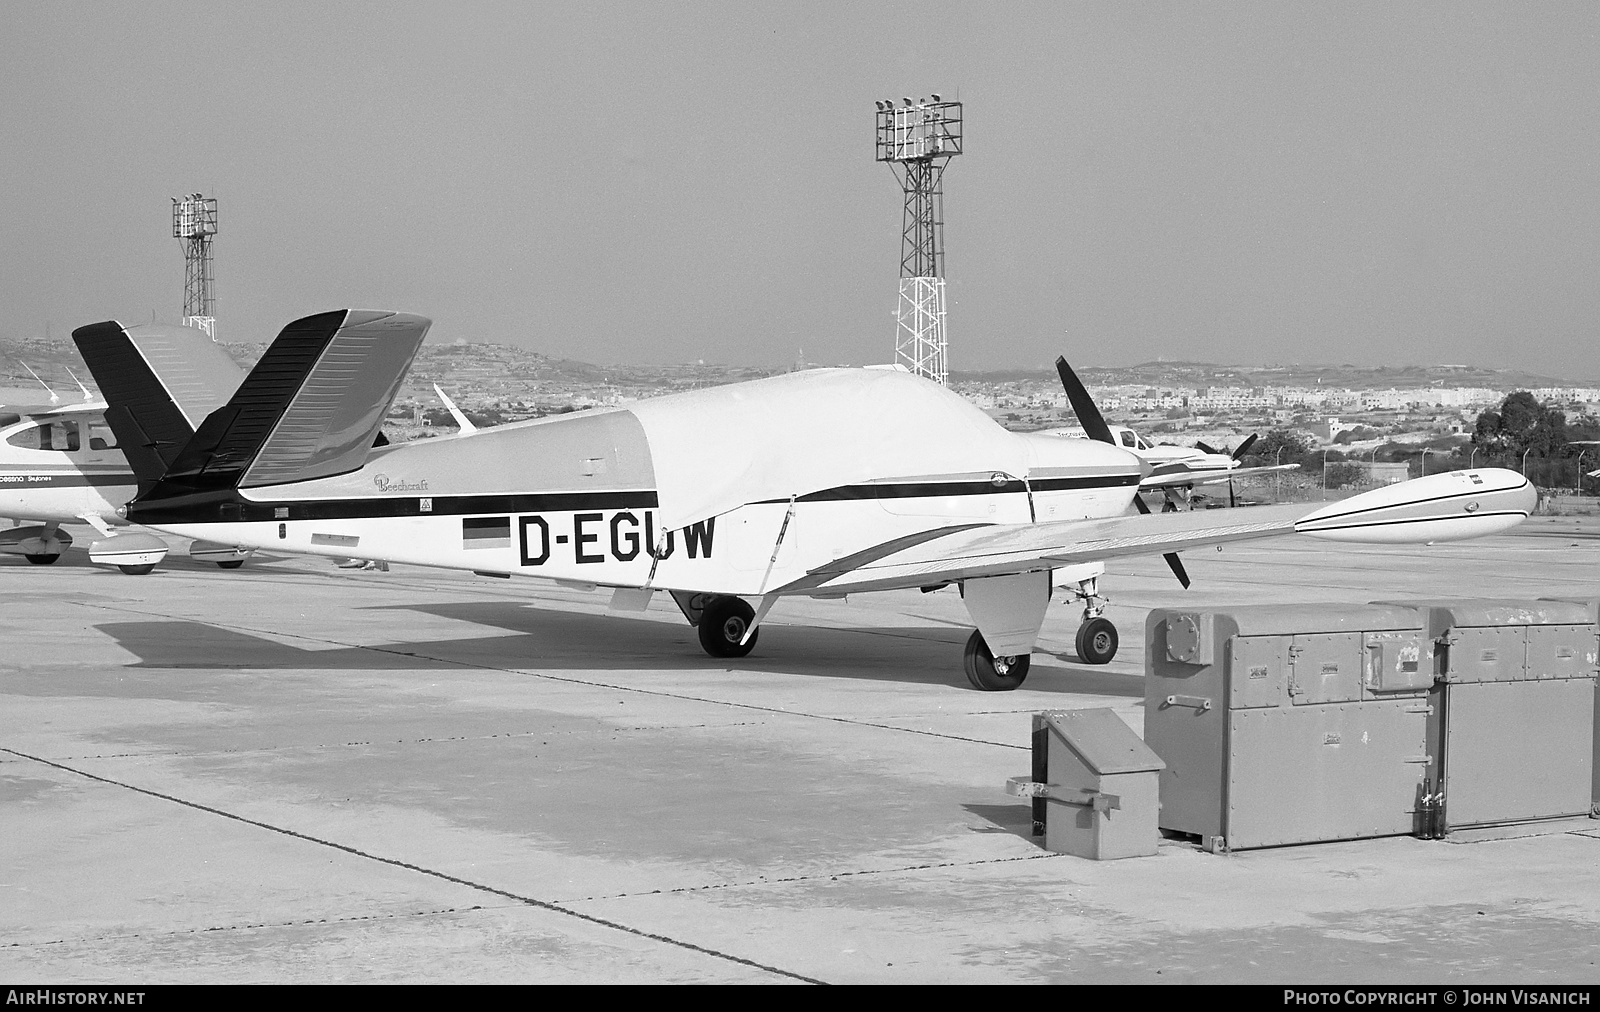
71, 321, 246, 494
152, 310, 430, 494
1141, 462, 1301, 490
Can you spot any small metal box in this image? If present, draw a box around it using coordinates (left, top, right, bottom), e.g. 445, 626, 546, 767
1008, 709, 1165, 860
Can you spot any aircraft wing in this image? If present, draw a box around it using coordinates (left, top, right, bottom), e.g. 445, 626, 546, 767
1140, 463, 1300, 490
780, 504, 1307, 595
778, 469, 1534, 596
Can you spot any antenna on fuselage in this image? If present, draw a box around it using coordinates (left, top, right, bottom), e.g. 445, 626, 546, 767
20, 363, 59, 405
64, 367, 94, 403
433, 383, 478, 434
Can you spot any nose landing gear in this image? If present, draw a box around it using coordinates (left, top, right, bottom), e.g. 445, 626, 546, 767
1067, 575, 1119, 665
1074, 616, 1119, 665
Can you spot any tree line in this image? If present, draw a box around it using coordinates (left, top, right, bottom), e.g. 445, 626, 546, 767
1236, 392, 1599, 493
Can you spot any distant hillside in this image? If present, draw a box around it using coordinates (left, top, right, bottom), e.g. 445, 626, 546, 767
953, 360, 1598, 390
5, 331, 1590, 404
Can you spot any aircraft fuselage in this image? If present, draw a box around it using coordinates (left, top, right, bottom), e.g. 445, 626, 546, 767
128, 370, 1145, 597
0, 410, 135, 525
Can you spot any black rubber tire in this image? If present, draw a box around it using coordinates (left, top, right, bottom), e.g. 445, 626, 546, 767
118, 564, 156, 576
963, 629, 1030, 691
216, 560, 244, 569
1075, 617, 1119, 665
697, 596, 758, 658
24, 553, 59, 566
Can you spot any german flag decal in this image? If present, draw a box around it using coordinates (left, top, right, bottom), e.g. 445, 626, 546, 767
463, 516, 511, 550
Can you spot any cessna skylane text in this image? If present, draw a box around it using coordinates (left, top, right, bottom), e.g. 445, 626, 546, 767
74, 310, 1537, 690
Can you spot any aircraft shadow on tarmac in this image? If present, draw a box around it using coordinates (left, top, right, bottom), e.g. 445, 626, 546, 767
367, 601, 1146, 694
95, 601, 1145, 695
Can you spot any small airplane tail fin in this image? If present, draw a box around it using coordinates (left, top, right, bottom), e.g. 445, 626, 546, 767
72, 320, 247, 494
123, 310, 430, 499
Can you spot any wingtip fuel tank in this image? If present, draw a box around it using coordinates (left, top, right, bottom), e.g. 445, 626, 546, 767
1295, 468, 1535, 544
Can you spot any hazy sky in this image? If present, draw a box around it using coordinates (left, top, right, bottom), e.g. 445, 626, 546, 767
3, 2, 1598, 376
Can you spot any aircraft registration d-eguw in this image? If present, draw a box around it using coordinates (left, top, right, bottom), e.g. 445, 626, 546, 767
0, 324, 250, 572
73, 310, 1536, 690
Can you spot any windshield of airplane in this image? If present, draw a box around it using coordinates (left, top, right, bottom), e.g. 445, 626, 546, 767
6, 420, 81, 452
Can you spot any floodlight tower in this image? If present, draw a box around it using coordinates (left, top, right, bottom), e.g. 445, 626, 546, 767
875, 95, 962, 385
172, 194, 218, 339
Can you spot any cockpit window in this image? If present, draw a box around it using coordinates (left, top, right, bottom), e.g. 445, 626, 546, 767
1119, 431, 1137, 447
6, 420, 81, 452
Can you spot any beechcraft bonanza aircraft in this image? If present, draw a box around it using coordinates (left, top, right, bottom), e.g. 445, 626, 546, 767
0, 324, 250, 572
74, 310, 1536, 690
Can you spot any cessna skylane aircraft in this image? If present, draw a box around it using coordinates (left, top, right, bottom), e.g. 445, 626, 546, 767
0, 324, 249, 572
74, 310, 1536, 690
1048, 424, 1299, 509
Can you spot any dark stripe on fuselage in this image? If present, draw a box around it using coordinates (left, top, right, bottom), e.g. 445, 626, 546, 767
762, 473, 1141, 504
128, 473, 1140, 525
0, 472, 136, 488
129, 489, 661, 525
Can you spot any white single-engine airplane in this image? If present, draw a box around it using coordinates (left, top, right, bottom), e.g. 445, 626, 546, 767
1048, 424, 1299, 509
0, 324, 250, 572
74, 310, 1536, 689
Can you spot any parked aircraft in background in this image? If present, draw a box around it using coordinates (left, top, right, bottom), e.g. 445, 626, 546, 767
0, 324, 249, 573
1046, 423, 1299, 508
76, 310, 1535, 689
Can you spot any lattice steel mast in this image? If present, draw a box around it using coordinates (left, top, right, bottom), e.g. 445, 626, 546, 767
875, 96, 962, 385
172, 194, 217, 339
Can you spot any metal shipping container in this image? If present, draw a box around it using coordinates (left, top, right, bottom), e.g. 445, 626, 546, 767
1146, 604, 1433, 851
1382, 599, 1598, 829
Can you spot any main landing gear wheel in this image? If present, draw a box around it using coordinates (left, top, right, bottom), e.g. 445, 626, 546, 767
118, 564, 156, 576
963, 629, 1030, 691
697, 595, 758, 659
215, 560, 244, 569
1075, 617, 1119, 665
24, 554, 59, 566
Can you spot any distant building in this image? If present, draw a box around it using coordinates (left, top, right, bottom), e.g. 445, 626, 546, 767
1321, 417, 1357, 441
1354, 461, 1411, 484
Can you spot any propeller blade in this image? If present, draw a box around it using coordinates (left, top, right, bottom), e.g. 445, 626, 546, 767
1165, 552, 1192, 589
1055, 356, 1114, 444
1195, 441, 1220, 455
1133, 493, 1191, 586
1232, 433, 1259, 460
1229, 479, 1236, 509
